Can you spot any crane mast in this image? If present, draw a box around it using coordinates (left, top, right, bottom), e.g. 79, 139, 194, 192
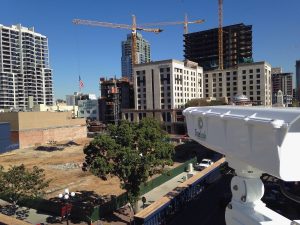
218, 0, 224, 70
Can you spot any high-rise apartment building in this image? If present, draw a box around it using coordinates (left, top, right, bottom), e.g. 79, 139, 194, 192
122, 59, 203, 134
203, 61, 272, 106
296, 60, 300, 100
121, 33, 150, 79
184, 23, 252, 71
0, 24, 53, 110
271, 72, 293, 106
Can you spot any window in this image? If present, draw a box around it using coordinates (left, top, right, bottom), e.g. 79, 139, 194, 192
160, 68, 164, 72
256, 68, 260, 73
250, 80, 253, 84
243, 86, 246, 90
249, 75, 253, 79
242, 70, 246, 74
256, 80, 260, 84
256, 74, 260, 78
250, 86, 253, 90
233, 71, 237, 75
243, 76, 246, 79
249, 69, 253, 73
243, 81, 246, 85
226, 72, 230, 75
219, 78, 222, 81
257, 91, 261, 95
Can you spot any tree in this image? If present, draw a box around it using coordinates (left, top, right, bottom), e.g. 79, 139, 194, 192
83, 118, 174, 206
0, 164, 50, 208
185, 98, 228, 108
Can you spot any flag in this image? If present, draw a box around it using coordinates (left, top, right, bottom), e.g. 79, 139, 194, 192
79, 76, 84, 89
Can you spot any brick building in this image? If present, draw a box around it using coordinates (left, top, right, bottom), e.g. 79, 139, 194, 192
0, 111, 86, 148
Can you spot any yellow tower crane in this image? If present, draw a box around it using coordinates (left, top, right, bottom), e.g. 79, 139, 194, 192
72, 15, 162, 70
218, 0, 224, 70
139, 14, 205, 35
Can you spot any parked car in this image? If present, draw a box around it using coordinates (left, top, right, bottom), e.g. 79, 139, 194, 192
194, 158, 214, 171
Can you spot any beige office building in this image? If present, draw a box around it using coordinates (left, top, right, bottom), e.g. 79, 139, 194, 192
203, 61, 272, 106
122, 59, 203, 133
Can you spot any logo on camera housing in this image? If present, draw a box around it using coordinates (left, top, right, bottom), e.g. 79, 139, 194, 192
195, 117, 206, 140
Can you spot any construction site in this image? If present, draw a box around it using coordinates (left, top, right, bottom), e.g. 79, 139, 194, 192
0, 138, 124, 199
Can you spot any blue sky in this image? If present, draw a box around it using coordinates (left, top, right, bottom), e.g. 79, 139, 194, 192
1, 0, 300, 99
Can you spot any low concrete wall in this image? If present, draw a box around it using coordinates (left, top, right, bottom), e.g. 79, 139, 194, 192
18, 125, 87, 149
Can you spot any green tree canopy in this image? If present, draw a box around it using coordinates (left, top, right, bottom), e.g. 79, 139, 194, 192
83, 118, 174, 204
0, 164, 50, 207
185, 98, 228, 108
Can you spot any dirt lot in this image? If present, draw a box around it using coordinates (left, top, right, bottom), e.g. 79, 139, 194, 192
0, 138, 124, 199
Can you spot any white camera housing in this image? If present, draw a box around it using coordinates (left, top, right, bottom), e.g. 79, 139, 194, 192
183, 106, 300, 182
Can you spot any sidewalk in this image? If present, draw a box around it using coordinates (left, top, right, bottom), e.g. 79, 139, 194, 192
137, 171, 198, 212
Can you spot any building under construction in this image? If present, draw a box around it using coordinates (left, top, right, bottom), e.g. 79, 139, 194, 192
99, 77, 134, 124
184, 23, 252, 71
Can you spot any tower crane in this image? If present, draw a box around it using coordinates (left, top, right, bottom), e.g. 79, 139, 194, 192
139, 14, 205, 34
72, 15, 163, 69
218, 0, 224, 70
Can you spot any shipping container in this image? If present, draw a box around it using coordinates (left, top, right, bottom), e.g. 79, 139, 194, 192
0, 122, 11, 153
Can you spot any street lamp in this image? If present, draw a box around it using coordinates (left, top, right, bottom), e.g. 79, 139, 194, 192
58, 189, 75, 225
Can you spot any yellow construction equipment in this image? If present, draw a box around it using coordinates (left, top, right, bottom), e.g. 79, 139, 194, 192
139, 14, 205, 34
73, 15, 162, 68
218, 0, 224, 70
